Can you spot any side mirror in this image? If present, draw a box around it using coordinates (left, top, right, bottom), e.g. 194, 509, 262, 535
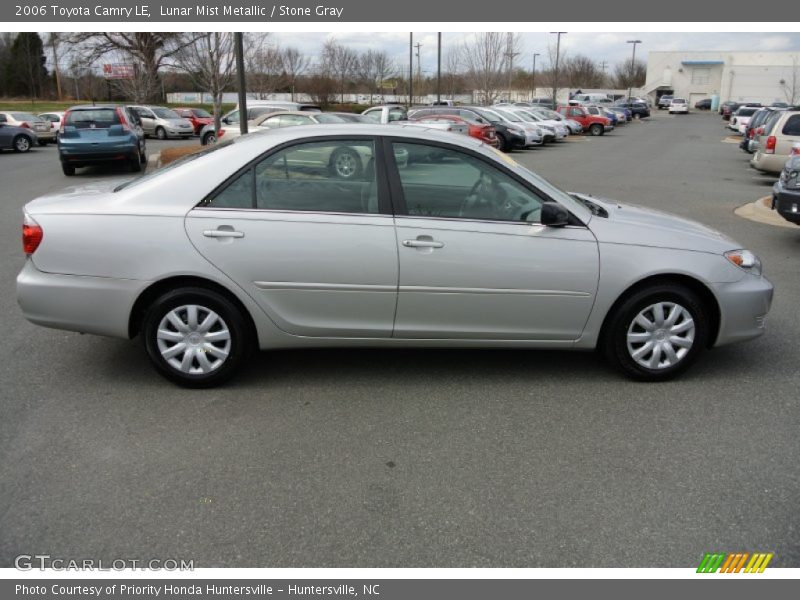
540, 203, 570, 227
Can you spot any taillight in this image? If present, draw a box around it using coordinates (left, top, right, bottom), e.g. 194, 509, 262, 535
765, 136, 777, 154
791, 144, 800, 156
115, 107, 131, 132
22, 214, 43, 255
60, 110, 70, 134
20, 122, 30, 129
217, 129, 226, 138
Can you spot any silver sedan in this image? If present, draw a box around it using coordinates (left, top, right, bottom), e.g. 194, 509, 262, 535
16, 125, 773, 387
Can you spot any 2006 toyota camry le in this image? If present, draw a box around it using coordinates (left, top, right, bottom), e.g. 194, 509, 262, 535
16, 125, 773, 387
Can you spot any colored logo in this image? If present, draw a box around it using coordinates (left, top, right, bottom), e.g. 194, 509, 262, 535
697, 552, 773, 573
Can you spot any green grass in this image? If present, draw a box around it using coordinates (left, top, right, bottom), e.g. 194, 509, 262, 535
0, 100, 235, 114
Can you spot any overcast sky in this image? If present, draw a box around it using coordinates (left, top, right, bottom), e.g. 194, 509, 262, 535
270, 31, 800, 73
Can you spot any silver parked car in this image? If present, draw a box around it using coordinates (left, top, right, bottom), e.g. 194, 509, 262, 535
130, 105, 193, 139
17, 126, 773, 387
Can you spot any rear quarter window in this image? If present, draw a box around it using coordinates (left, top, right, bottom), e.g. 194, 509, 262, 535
782, 114, 800, 136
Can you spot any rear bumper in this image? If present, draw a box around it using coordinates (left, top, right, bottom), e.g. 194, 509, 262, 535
711, 274, 774, 347
750, 152, 787, 174
59, 149, 138, 164
16, 259, 147, 339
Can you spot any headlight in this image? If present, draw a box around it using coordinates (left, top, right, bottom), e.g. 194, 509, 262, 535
786, 170, 800, 188
724, 249, 762, 276
507, 127, 523, 135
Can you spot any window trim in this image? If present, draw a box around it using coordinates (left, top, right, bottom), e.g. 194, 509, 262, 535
196, 135, 393, 216
380, 136, 585, 227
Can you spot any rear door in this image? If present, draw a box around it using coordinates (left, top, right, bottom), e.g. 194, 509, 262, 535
184, 136, 399, 338
777, 113, 800, 157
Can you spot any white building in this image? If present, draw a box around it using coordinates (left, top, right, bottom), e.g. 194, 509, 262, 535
643, 51, 800, 108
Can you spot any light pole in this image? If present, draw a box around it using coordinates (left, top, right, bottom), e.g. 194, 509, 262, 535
531, 52, 540, 101
551, 32, 566, 106
234, 32, 247, 135
626, 39, 642, 103
437, 32, 442, 104
408, 33, 413, 107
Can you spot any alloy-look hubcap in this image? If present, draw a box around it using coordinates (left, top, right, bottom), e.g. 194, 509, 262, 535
626, 301, 695, 370
156, 305, 231, 374
335, 153, 356, 178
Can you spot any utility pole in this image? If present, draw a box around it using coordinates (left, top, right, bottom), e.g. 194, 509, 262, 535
436, 32, 442, 104
627, 40, 642, 103
408, 33, 413, 107
414, 42, 423, 102
234, 32, 248, 135
49, 33, 63, 100
531, 53, 540, 101
551, 32, 566, 106
504, 33, 519, 103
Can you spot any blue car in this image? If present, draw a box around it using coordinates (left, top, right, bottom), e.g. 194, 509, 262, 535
606, 106, 631, 123
58, 105, 147, 176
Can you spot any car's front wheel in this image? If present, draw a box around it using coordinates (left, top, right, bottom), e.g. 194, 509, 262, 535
330, 147, 362, 179
143, 287, 251, 388
589, 123, 604, 136
602, 283, 709, 381
156, 127, 167, 140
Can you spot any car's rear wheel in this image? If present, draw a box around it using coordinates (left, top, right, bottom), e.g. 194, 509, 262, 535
589, 123, 603, 136
156, 127, 167, 140
203, 132, 216, 145
602, 283, 709, 381
13, 135, 31, 153
38, 140, 48, 147
143, 287, 251, 388
129, 156, 142, 172
61, 163, 75, 176
495, 133, 507, 152
330, 147, 362, 179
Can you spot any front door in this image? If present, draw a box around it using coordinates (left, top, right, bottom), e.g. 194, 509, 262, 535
388, 141, 599, 341
184, 137, 399, 338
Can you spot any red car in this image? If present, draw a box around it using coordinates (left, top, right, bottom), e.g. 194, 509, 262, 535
413, 114, 498, 146
173, 107, 214, 136
556, 105, 611, 136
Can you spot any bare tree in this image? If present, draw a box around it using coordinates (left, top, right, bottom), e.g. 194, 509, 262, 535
324, 39, 358, 103
780, 58, 800, 105
245, 33, 284, 99
613, 58, 646, 90
460, 33, 509, 105
174, 32, 236, 132
281, 47, 309, 101
355, 50, 379, 98
66, 33, 198, 102
564, 54, 607, 89
445, 48, 461, 100
372, 51, 395, 102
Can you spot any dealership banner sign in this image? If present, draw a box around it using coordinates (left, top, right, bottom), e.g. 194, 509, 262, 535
3, 0, 794, 22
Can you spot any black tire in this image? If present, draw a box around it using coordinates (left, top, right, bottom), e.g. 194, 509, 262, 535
202, 132, 216, 146
156, 127, 167, 140
38, 139, 48, 147
142, 287, 252, 388
13, 135, 31, 153
589, 123, 604, 136
61, 162, 75, 176
329, 147, 363, 179
602, 283, 709, 382
495, 133, 507, 152
130, 156, 142, 172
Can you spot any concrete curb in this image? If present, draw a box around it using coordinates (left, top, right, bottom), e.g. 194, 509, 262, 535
734, 196, 798, 229
147, 152, 161, 171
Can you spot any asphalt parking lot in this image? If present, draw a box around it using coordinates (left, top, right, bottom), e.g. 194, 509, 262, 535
1, 114, 798, 568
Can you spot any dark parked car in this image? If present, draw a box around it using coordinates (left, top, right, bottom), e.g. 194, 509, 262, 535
772, 152, 800, 225
408, 106, 525, 152
58, 105, 147, 176
720, 101, 740, 119
694, 98, 712, 110
740, 107, 778, 153
613, 100, 650, 118
0, 114, 38, 152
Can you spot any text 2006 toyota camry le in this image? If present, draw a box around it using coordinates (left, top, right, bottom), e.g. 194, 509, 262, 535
17, 125, 773, 387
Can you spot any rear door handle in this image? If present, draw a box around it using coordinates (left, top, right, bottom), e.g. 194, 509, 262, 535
402, 239, 444, 248
203, 229, 244, 238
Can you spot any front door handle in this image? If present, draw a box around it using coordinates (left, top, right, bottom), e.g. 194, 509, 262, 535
402, 238, 444, 249
203, 229, 244, 238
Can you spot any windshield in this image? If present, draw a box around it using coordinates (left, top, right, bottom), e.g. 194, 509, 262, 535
11, 112, 42, 121
737, 108, 757, 116
492, 108, 522, 122
153, 108, 180, 119
65, 108, 120, 128
191, 108, 212, 118
314, 113, 348, 124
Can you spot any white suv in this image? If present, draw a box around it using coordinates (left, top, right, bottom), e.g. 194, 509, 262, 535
751, 109, 800, 174
668, 98, 689, 114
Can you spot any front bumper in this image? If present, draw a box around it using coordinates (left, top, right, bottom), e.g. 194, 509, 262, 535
712, 274, 774, 347
772, 181, 800, 225
16, 259, 147, 339
165, 127, 194, 138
